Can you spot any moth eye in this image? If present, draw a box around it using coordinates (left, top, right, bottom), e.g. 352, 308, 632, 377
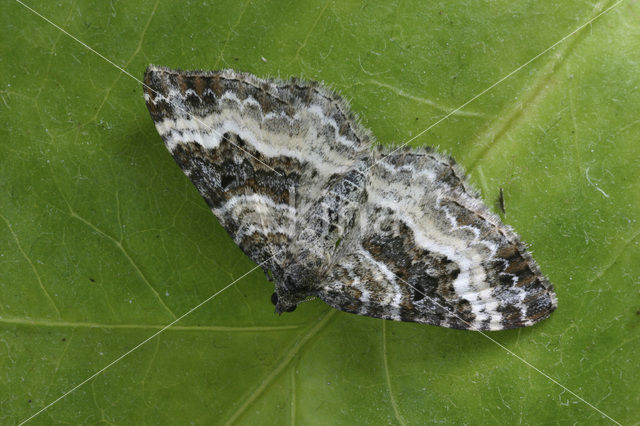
285, 305, 297, 313
270, 292, 278, 306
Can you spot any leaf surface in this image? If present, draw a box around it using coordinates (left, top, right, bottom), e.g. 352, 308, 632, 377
1, 0, 638, 424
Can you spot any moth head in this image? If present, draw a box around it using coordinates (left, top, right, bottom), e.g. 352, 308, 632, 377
271, 264, 316, 314
270, 291, 297, 314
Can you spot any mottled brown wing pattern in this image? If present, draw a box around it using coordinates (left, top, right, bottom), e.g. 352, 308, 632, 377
319, 151, 557, 330
144, 67, 557, 330
143, 66, 372, 273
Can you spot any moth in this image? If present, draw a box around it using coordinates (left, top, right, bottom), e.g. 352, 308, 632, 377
143, 66, 557, 331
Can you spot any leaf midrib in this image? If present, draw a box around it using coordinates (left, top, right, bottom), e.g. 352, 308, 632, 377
0, 316, 302, 332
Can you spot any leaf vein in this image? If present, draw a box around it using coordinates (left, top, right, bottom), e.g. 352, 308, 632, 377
382, 321, 406, 426
0, 316, 301, 332
224, 310, 336, 425
466, 0, 620, 171
0, 213, 61, 318
369, 79, 486, 117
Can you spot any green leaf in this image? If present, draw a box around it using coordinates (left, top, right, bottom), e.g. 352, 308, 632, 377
2, 0, 638, 424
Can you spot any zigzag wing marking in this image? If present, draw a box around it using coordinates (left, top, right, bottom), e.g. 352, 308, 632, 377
144, 66, 373, 274
319, 151, 557, 330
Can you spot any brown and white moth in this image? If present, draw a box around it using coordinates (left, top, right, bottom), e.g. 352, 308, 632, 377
143, 66, 557, 331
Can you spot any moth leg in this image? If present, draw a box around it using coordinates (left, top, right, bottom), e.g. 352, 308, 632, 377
263, 268, 273, 282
